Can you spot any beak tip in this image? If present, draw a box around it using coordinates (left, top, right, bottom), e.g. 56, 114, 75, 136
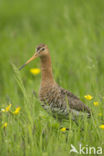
19, 63, 26, 71
19, 54, 37, 71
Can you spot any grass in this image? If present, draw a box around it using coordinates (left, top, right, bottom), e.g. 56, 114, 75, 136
0, 0, 104, 155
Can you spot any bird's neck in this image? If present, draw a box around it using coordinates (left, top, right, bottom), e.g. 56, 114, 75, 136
40, 53, 55, 86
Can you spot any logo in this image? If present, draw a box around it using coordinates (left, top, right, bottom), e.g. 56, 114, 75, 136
70, 144, 103, 155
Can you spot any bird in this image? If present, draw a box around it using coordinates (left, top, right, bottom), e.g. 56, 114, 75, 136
19, 44, 91, 122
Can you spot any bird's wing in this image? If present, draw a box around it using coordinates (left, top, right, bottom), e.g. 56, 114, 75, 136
60, 87, 91, 115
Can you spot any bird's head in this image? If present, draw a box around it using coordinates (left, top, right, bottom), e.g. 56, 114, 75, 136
36, 44, 49, 57
19, 44, 48, 70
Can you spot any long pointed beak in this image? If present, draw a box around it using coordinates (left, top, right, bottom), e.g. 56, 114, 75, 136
19, 53, 38, 70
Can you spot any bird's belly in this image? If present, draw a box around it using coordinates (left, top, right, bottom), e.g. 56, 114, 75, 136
41, 101, 89, 120
41, 101, 69, 120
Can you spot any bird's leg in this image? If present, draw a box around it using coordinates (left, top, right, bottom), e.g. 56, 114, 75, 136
72, 116, 84, 131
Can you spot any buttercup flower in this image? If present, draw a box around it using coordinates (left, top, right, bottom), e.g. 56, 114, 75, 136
2, 122, 8, 128
30, 68, 40, 75
1, 109, 6, 112
1, 104, 12, 112
60, 127, 66, 132
99, 125, 104, 129
5, 104, 12, 112
93, 101, 99, 106
84, 95, 93, 100
13, 107, 21, 115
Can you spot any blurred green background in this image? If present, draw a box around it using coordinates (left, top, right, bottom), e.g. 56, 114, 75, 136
0, 0, 104, 100
0, 0, 104, 155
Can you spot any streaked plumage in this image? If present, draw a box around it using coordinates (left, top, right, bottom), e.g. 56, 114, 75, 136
39, 82, 91, 120
19, 44, 91, 121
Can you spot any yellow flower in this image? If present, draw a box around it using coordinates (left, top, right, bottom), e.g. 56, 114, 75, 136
60, 127, 66, 132
5, 104, 12, 112
84, 95, 93, 100
2, 122, 8, 128
1, 109, 6, 112
99, 125, 104, 129
13, 107, 21, 115
98, 113, 102, 116
93, 101, 99, 106
1, 104, 12, 112
30, 68, 40, 75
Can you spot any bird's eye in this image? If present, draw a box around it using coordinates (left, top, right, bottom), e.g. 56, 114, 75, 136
41, 48, 45, 51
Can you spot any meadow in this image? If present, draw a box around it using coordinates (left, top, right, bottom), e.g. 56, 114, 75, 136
0, 0, 104, 155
